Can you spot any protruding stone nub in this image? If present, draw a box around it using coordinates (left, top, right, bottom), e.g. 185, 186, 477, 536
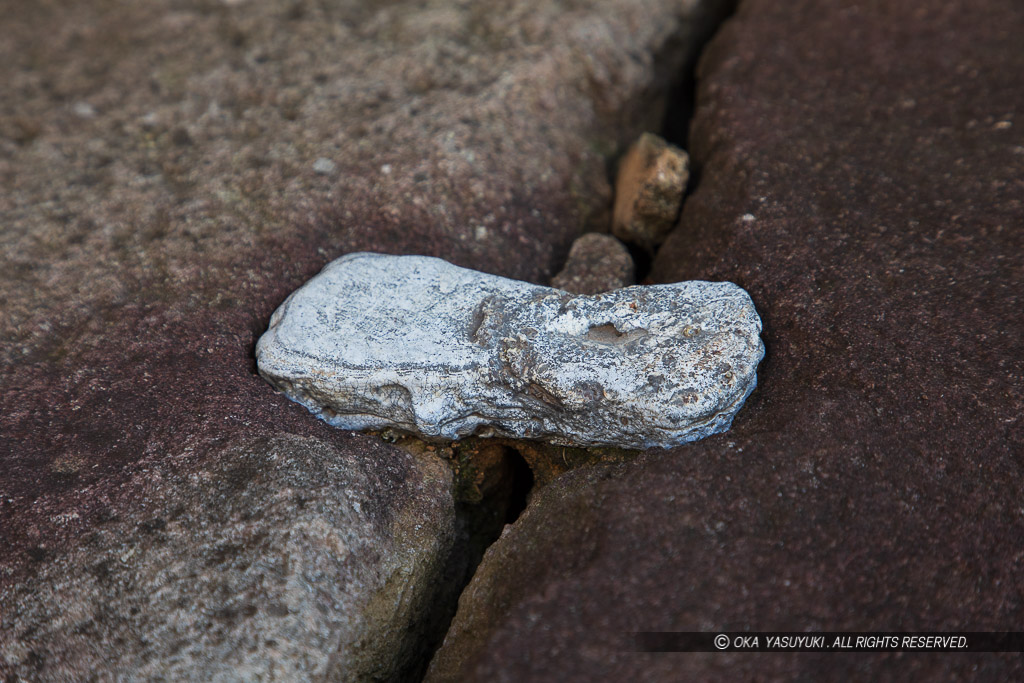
612, 132, 690, 252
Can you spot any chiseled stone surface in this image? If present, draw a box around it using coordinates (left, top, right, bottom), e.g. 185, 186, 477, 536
550, 233, 635, 295
426, 1, 1024, 681
257, 253, 763, 449
0, 435, 459, 682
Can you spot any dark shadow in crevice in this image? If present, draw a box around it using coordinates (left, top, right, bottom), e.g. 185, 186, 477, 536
659, 0, 739, 150
626, 241, 654, 284
501, 447, 534, 525
402, 444, 535, 681
451, 445, 536, 571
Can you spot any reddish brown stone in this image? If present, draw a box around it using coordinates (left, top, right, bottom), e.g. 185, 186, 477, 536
426, 1, 1024, 680
550, 233, 635, 295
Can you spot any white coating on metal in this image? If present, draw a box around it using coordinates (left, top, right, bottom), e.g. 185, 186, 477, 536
256, 252, 764, 449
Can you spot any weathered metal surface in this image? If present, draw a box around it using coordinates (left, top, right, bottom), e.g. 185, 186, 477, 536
257, 253, 763, 449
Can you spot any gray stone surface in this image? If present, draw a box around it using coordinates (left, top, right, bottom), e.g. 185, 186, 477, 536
550, 233, 635, 295
257, 253, 763, 449
0, 435, 459, 682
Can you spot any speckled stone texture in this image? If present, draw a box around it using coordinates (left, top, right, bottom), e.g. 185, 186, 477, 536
0, 0, 734, 677
425, 1, 1024, 680
257, 253, 762, 449
0, 435, 458, 682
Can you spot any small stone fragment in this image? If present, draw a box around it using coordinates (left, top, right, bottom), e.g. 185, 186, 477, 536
72, 101, 96, 119
550, 233, 635, 295
611, 132, 689, 251
257, 253, 763, 450
312, 157, 337, 175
